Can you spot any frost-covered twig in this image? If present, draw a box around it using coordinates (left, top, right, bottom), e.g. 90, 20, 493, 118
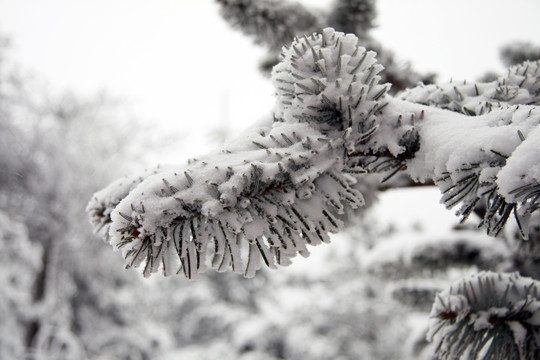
88, 29, 540, 279
87, 29, 385, 278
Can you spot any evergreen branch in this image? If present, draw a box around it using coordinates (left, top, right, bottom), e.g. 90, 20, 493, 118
400, 60, 540, 113
401, 85, 540, 239
364, 233, 509, 279
326, 0, 376, 36
89, 29, 540, 281
428, 271, 540, 360
500, 41, 540, 67
100, 124, 364, 278
90, 29, 391, 278
391, 280, 444, 312
86, 165, 174, 242
216, 0, 320, 50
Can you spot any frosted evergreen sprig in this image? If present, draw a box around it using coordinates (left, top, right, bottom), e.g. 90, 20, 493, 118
87, 165, 175, 242
428, 271, 540, 360
280, 37, 540, 239
88, 29, 393, 279
416, 104, 540, 238
399, 60, 540, 114
272, 28, 390, 150
88, 121, 365, 278
89, 28, 540, 279
399, 61, 540, 238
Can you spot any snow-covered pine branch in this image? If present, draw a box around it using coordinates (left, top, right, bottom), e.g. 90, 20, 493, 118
399, 61, 540, 238
87, 28, 386, 278
428, 271, 540, 360
88, 29, 540, 279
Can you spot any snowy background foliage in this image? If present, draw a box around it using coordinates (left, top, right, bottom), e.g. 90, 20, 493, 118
2, 0, 540, 359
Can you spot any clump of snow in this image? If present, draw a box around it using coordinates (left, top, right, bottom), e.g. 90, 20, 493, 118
497, 125, 540, 199
405, 104, 540, 184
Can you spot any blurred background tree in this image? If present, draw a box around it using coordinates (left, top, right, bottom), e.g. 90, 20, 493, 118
0, 37, 172, 359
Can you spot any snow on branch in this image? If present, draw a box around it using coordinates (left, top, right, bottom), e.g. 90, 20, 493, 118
88, 28, 540, 279
400, 61, 540, 113
88, 28, 385, 278
428, 271, 540, 360
399, 61, 540, 238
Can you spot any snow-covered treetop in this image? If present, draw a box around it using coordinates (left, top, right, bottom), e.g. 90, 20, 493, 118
88, 29, 540, 279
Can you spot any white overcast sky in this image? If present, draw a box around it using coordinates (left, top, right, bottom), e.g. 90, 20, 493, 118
1, 0, 539, 162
